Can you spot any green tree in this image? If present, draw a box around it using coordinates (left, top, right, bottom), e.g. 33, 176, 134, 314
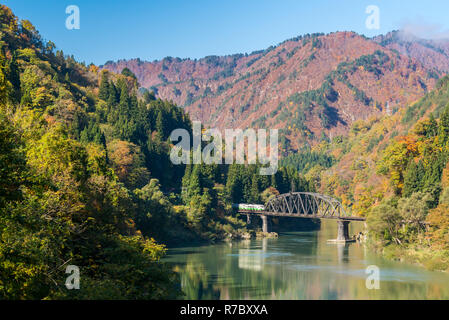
107, 81, 118, 105
403, 160, 425, 197
249, 174, 260, 203
398, 192, 432, 233
188, 165, 202, 199
367, 200, 402, 244
134, 179, 174, 241
0, 113, 26, 207
99, 74, 110, 101
427, 113, 438, 138
155, 110, 166, 139
438, 103, 449, 144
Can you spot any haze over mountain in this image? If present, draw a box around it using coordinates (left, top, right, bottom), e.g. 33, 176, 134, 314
373, 30, 449, 72
103, 31, 449, 149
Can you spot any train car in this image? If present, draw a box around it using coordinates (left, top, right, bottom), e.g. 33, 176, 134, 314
232, 204, 266, 212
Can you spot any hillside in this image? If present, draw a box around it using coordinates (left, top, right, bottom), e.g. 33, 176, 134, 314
318, 75, 449, 216
0, 4, 189, 299
0, 5, 316, 299
103, 31, 447, 149
311, 74, 449, 270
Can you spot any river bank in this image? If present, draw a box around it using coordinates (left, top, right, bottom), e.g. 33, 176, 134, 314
369, 242, 449, 272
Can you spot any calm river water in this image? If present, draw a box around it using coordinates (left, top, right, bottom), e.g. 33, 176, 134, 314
163, 220, 449, 300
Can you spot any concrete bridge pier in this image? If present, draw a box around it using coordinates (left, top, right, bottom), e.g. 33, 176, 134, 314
337, 220, 350, 241
246, 214, 251, 225
328, 220, 353, 243
336, 220, 351, 242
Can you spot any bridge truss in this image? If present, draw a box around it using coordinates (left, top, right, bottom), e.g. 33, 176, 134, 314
259, 192, 364, 221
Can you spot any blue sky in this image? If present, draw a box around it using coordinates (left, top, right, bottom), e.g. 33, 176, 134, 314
4, 0, 449, 65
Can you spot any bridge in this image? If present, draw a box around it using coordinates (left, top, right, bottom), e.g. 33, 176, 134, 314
236, 192, 366, 243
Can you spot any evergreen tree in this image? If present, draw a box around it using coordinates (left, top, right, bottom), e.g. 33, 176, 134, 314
99, 74, 110, 101
423, 153, 447, 206
188, 165, 202, 200
427, 113, 438, 138
226, 164, 244, 203
7, 53, 20, 103
119, 81, 130, 112
93, 129, 106, 148
107, 81, 118, 106
80, 128, 89, 144
403, 160, 425, 197
155, 110, 166, 139
259, 173, 270, 192
182, 163, 192, 203
250, 174, 260, 203
270, 173, 278, 191
438, 103, 449, 144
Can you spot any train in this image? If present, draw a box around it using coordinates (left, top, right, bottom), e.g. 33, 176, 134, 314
232, 204, 266, 212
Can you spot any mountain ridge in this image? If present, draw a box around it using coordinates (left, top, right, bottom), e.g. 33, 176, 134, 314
103, 31, 449, 150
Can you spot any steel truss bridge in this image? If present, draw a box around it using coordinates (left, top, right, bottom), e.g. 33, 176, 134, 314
238, 192, 365, 221
237, 192, 366, 241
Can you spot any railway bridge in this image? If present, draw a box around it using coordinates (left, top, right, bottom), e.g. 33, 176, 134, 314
235, 192, 366, 242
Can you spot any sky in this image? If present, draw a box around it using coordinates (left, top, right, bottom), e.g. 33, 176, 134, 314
4, 0, 449, 65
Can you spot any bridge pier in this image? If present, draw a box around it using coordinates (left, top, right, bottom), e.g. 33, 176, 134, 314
261, 215, 269, 233
336, 220, 351, 242
327, 220, 353, 243
246, 214, 251, 225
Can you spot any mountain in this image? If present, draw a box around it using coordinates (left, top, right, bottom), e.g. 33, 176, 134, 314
103, 31, 449, 149
374, 30, 449, 73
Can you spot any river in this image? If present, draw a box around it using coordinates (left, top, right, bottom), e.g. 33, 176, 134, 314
163, 219, 449, 300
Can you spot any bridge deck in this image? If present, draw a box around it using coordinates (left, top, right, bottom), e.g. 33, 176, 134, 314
237, 210, 366, 222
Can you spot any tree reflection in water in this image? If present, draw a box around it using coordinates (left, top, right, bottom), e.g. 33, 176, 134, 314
164, 220, 449, 300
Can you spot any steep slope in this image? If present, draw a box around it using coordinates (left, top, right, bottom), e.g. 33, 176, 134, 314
103, 32, 442, 149
0, 4, 185, 299
315, 75, 449, 270
319, 75, 449, 216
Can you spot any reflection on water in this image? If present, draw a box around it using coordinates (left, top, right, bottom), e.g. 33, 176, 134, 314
237, 239, 266, 271
163, 220, 449, 300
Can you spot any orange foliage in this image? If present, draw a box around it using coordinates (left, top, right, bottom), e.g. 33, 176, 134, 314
426, 204, 449, 249
441, 162, 449, 188
396, 135, 418, 154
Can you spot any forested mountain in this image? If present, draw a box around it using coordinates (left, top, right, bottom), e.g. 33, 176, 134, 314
0, 5, 315, 299
314, 74, 449, 270
104, 31, 449, 150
